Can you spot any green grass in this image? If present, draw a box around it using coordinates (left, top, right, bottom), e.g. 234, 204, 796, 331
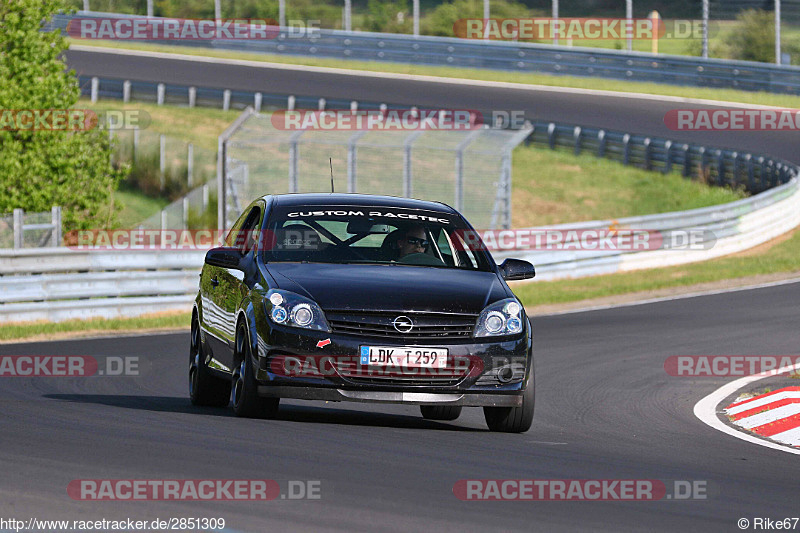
113, 188, 170, 227
83, 99, 238, 151
0, 312, 189, 342
511, 146, 744, 226
512, 226, 800, 308
70, 39, 800, 109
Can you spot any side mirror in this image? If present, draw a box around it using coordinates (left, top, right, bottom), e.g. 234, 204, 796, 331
205, 247, 243, 269
499, 258, 535, 281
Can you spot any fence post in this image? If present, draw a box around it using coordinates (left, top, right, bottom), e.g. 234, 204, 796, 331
643, 138, 651, 170
622, 134, 631, 165
403, 131, 423, 198
203, 183, 209, 212
746, 153, 754, 191
732, 151, 739, 186
288, 130, 305, 193
157, 83, 165, 105
187, 143, 194, 188
91, 77, 99, 103
189, 87, 196, 108
698, 146, 707, 180
13, 208, 23, 249
123, 80, 131, 103
159, 134, 166, 190
182, 197, 189, 229
547, 122, 556, 150
51, 206, 61, 247
573, 126, 582, 155
161, 210, 167, 231
682, 144, 691, 177
347, 131, 367, 193
254, 92, 262, 112
223, 90, 231, 111
288, 95, 296, 110
350, 100, 358, 112
318, 98, 326, 111
664, 140, 672, 174
133, 127, 140, 162
597, 130, 606, 157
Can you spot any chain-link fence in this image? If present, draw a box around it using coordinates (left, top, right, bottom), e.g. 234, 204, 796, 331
219, 110, 532, 230
0, 207, 62, 249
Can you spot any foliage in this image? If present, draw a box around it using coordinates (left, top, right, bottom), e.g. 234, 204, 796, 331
0, 0, 126, 230
721, 9, 776, 63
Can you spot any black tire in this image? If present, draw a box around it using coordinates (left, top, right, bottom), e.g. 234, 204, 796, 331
189, 315, 231, 407
483, 379, 535, 433
231, 323, 280, 418
420, 405, 462, 421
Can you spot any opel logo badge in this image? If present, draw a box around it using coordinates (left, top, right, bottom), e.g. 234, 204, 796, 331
392, 315, 414, 333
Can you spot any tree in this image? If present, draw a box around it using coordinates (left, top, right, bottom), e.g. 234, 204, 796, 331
0, 0, 126, 230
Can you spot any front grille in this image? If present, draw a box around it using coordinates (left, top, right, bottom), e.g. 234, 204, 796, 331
326, 310, 477, 341
333, 358, 473, 386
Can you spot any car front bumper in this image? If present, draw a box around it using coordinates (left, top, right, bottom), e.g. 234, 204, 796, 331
255, 385, 525, 407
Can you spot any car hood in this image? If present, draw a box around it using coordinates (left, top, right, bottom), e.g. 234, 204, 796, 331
266, 263, 508, 314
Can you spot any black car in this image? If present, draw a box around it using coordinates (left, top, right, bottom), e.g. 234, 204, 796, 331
190, 193, 536, 432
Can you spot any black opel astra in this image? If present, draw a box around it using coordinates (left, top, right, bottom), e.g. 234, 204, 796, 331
191, 193, 536, 432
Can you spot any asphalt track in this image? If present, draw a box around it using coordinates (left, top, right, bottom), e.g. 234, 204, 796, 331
64, 48, 800, 164
2, 282, 799, 532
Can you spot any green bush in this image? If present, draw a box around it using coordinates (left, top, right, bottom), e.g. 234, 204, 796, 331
0, 0, 126, 231
186, 191, 218, 230
722, 9, 775, 63
422, 0, 539, 37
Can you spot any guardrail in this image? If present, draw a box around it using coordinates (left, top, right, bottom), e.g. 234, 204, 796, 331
2, 169, 799, 321
53, 12, 800, 94
0, 249, 204, 323
494, 177, 800, 280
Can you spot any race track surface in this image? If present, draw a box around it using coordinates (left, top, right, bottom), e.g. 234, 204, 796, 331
2, 283, 799, 532
64, 48, 800, 164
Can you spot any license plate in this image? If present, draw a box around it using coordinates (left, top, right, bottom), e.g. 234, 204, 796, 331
360, 346, 448, 369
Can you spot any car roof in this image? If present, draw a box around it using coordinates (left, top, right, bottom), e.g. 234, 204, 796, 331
267, 193, 457, 214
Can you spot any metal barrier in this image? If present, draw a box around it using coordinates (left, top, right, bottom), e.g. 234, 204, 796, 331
524, 122, 796, 194
2, 171, 799, 322
0, 249, 204, 323
494, 177, 800, 280
54, 12, 800, 94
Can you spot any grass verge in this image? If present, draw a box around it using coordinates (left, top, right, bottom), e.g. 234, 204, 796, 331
114, 188, 170, 227
71, 40, 800, 109
0, 311, 189, 343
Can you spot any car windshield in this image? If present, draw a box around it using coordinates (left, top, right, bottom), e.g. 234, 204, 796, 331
259, 205, 492, 271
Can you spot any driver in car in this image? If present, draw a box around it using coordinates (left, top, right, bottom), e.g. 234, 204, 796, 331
396, 225, 429, 259
395, 225, 444, 265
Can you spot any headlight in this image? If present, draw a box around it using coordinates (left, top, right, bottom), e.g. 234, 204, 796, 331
474, 298, 525, 337
265, 289, 330, 332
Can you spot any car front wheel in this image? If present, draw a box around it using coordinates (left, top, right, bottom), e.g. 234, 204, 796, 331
483, 378, 534, 433
231, 323, 280, 418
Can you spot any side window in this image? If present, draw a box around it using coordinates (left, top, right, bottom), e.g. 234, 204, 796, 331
224, 209, 251, 247
225, 206, 262, 252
